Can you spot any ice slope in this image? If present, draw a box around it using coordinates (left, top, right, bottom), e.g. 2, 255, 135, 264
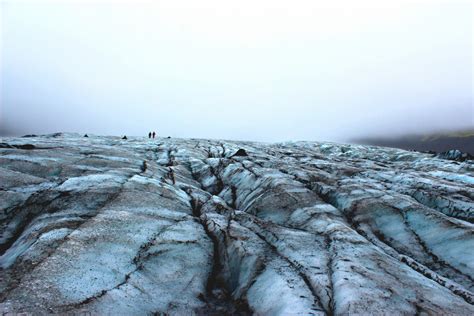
0, 134, 473, 314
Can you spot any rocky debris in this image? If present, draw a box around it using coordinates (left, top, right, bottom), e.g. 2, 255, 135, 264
14, 144, 36, 150
438, 149, 473, 162
0, 135, 473, 315
0, 144, 36, 150
231, 149, 249, 157
0, 143, 14, 149
50, 133, 64, 138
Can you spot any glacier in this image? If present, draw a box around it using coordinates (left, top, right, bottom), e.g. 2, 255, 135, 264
0, 133, 473, 314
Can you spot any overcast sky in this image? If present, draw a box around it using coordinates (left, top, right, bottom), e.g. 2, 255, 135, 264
0, 0, 472, 141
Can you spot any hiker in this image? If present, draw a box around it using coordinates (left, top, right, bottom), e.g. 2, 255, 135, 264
148, 132, 152, 138
152, 131, 156, 138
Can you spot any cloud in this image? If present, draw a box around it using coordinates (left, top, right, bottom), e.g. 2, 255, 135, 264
1, 0, 472, 140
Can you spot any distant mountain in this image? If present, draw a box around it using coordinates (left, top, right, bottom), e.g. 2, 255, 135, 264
353, 130, 474, 155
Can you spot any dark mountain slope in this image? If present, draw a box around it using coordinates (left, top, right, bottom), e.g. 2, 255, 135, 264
354, 130, 474, 154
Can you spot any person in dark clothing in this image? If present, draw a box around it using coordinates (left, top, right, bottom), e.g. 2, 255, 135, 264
152, 131, 156, 138
148, 132, 152, 138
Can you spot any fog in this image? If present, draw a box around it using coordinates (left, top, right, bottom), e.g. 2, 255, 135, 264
1, 0, 472, 142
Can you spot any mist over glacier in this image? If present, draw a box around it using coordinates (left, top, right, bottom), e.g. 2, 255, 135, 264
1, 1, 474, 314
1, 0, 472, 141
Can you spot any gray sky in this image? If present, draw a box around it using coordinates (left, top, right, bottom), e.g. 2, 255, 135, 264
1, 0, 473, 142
